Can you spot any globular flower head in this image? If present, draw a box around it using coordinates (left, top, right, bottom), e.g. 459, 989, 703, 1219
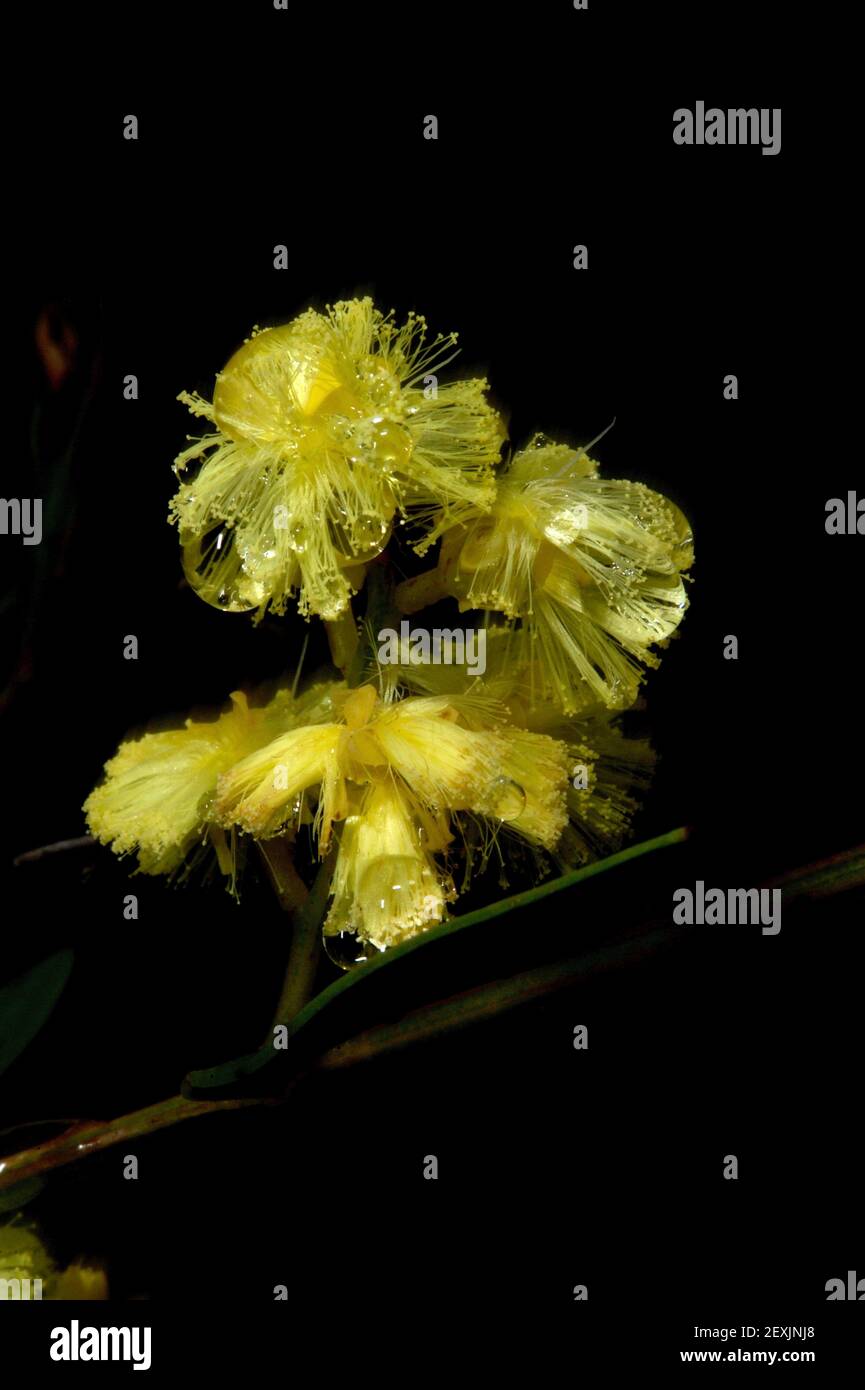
83, 680, 342, 884
0, 1221, 108, 1300
432, 434, 693, 714
325, 778, 455, 951
375, 631, 658, 872
214, 683, 572, 951
170, 298, 504, 621
517, 699, 657, 868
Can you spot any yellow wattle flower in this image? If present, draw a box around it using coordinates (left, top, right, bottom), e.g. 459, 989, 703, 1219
214, 684, 571, 949
83, 680, 343, 881
373, 631, 658, 870
170, 297, 504, 621
426, 434, 693, 714
0, 1223, 46, 1291
82, 653, 654, 949
0, 1222, 108, 1301
518, 700, 657, 867
325, 778, 455, 951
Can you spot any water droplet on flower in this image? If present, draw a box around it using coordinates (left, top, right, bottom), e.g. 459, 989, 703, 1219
287, 522, 307, 554
488, 777, 527, 821
323, 929, 370, 971
347, 420, 413, 473
667, 501, 694, 569
328, 511, 392, 565
181, 525, 264, 612
459, 518, 505, 571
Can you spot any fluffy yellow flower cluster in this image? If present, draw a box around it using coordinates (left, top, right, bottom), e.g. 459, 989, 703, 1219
170, 298, 503, 621
86, 679, 648, 954
85, 297, 692, 955
399, 434, 693, 714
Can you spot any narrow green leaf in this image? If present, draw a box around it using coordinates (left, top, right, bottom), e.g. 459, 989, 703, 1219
764, 842, 865, 901
183, 827, 688, 1098
0, 1176, 45, 1214
0, 950, 74, 1079
317, 926, 678, 1070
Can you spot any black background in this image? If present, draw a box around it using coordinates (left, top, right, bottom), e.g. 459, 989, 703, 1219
2, 1, 862, 1346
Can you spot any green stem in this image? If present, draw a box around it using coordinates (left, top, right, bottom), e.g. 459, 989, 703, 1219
256, 838, 309, 914
324, 605, 359, 673
393, 567, 450, 614
266, 853, 335, 1040
345, 560, 402, 688
0, 1095, 270, 1191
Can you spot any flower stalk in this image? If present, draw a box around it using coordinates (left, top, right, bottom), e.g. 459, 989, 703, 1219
267, 853, 335, 1038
